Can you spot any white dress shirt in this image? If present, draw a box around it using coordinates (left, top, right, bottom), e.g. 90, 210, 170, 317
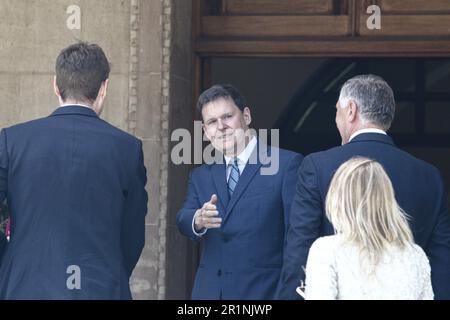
224, 135, 257, 182
60, 103, 93, 109
349, 128, 387, 142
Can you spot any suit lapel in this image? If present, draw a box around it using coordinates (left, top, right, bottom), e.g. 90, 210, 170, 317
211, 162, 229, 215
223, 146, 264, 223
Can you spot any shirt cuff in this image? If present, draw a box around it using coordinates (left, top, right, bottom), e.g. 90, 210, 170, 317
192, 211, 207, 237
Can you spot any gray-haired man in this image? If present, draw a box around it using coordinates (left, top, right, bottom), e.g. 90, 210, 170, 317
276, 74, 450, 300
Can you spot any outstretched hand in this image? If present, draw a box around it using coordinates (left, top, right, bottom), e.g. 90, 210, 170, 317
194, 194, 222, 231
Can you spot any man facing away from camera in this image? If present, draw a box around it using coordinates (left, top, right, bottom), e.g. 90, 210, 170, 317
0, 42, 148, 299
277, 74, 450, 300
177, 84, 303, 299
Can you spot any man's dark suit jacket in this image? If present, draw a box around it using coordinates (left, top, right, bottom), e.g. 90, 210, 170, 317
177, 144, 303, 299
0, 105, 148, 299
277, 133, 450, 300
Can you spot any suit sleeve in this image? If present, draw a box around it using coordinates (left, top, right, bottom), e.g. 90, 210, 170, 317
176, 170, 203, 241
121, 140, 148, 277
0, 129, 8, 204
281, 153, 304, 237
426, 170, 450, 300
276, 155, 324, 300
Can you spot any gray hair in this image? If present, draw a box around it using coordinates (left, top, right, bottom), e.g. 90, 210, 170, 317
339, 74, 395, 131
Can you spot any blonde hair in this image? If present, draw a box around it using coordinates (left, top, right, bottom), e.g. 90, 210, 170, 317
325, 157, 413, 274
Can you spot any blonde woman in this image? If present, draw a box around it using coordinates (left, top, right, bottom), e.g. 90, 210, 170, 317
303, 157, 433, 300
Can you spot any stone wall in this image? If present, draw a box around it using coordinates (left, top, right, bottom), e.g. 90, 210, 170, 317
0, 0, 131, 130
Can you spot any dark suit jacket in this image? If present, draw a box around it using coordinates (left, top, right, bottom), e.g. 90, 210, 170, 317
177, 144, 303, 299
277, 133, 450, 300
0, 106, 148, 299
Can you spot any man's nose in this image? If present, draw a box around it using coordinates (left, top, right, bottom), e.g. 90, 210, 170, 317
217, 119, 225, 130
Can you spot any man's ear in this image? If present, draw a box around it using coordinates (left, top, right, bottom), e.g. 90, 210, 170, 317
99, 79, 109, 99
53, 76, 61, 99
347, 100, 358, 122
243, 107, 252, 126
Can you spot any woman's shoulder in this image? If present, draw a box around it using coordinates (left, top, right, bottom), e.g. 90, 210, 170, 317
402, 243, 428, 259
310, 235, 341, 252
307, 235, 346, 276
390, 243, 431, 274
409, 244, 431, 265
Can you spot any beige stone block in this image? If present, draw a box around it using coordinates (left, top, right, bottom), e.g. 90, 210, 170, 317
101, 74, 129, 131
139, 0, 163, 74
142, 139, 162, 226
80, 0, 130, 75
0, 0, 130, 74
0, 74, 57, 129
0, 73, 128, 131
130, 224, 160, 300
136, 73, 162, 140
17, 74, 60, 122
0, 75, 20, 128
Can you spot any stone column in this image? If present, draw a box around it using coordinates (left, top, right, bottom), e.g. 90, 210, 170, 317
164, 0, 197, 300
131, 0, 194, 299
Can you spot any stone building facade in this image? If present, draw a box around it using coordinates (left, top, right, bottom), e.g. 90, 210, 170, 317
2, 0, 450, 300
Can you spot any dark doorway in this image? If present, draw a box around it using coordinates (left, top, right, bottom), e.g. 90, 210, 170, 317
211, 57, 450, 200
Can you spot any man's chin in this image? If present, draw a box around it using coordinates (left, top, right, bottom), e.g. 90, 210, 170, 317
217, 146, 233, 156
212, 139, 246, 156
224, 145, 247, 157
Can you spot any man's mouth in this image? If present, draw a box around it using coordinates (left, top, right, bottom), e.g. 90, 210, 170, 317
217, 133, 234, 140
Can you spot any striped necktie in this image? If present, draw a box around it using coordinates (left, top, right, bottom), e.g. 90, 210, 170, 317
228, 158, 240, 197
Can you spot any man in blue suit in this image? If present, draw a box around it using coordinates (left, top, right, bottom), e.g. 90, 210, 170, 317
277, 74, 450, 300
176, 84, 303, 299
0, 42, 148, 299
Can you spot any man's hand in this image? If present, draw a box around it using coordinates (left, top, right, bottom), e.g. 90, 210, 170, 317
194, 194, 222, 232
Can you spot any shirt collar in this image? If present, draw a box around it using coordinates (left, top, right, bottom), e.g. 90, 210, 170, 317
50, 105, 98, 118
349, 128, 387, 142
60, 103, 93, 109
224, 135, 257, 167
